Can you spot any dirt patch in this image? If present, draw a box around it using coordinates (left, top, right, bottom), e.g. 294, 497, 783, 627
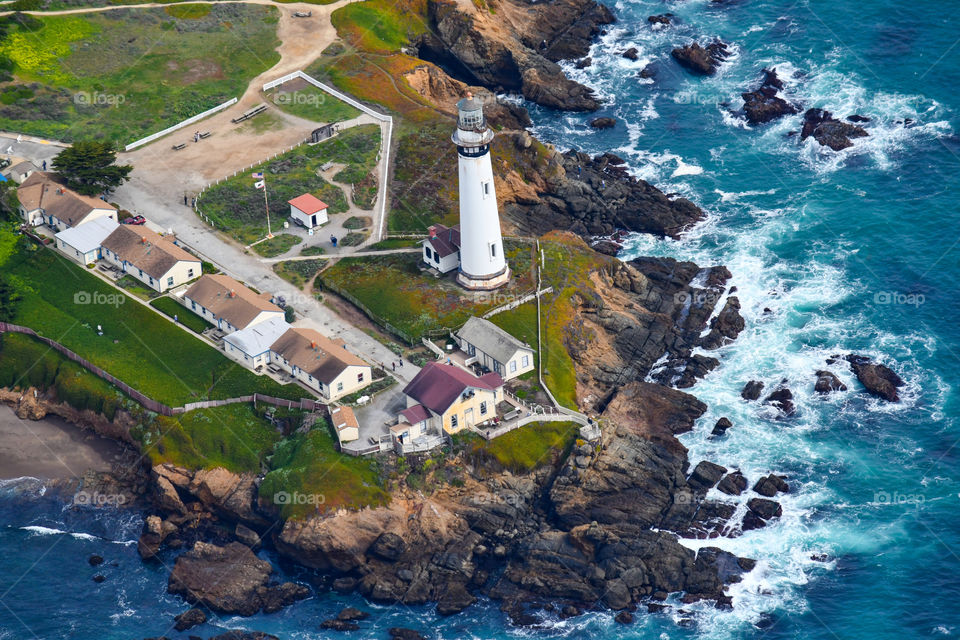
321, 285, 400, 347
180, 59, 225, 84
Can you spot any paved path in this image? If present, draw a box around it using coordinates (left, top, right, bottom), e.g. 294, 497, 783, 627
10, 0, 421, 393
260, 247, 420, 263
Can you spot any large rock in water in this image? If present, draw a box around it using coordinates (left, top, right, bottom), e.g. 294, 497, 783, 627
800, 108, 868, 150
845, 355, 904, 402
505, 151, 704, 239
740, 68, 799, 125
168, 542, 309, 615
671, 41, 729, 75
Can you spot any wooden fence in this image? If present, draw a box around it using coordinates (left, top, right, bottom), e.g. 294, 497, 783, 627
0, 322, 324, 417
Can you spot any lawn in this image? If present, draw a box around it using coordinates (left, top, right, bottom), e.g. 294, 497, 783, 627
0, 5, 281, 144
198, 125, 379, 244
368, 237, 421, 250
266, 82, 361, 123
319, 241, 535, 343
252, 233, 301, 257
330, 0, 429, 53
260, 422, 389, 518
300, 245, 326, 256
115, 274, 159, 300
273, 258, 326, 288
150, 296, 213, 334
136, 403, 284, 473
1, 235, 311, 406
465, 421, 580, 473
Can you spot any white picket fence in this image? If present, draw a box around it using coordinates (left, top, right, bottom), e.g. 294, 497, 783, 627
263, 70, 393, 242
124, 97, 238, 151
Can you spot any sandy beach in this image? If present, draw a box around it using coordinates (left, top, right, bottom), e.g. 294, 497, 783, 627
0, 404, 126, 480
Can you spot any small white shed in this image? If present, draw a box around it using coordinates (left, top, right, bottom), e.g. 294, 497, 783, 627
287, 193, 329, 229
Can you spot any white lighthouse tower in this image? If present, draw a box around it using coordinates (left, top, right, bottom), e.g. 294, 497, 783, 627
452, 93, 510, 290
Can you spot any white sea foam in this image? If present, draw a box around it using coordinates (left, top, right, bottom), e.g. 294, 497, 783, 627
20, 525, 99, 541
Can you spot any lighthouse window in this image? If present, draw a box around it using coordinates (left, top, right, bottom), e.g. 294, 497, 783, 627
490, 243, 497, 258
482, 181, 490, 197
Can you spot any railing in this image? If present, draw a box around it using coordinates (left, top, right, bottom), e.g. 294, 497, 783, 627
261, 70, 393, 242
124, 97, 238, 151
0, 321, 323, 417
481, 286, 554, 320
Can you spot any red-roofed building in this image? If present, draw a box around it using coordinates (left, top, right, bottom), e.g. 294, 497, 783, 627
288, 193, 329, 229
420, 224, 461, 274
396, 362, 503, 443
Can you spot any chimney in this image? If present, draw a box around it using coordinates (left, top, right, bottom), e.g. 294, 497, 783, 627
140, 236, 147, 244
229, 290, 236, 298
428, 225, 437, 238
310, 340, 317, 350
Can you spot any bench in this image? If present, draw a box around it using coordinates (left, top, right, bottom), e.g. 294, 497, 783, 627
198, 131, 211, 139
231, 103, 268, 124
171, 143, 187, 151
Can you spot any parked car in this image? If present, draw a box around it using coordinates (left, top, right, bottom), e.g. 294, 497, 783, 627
121, 215, 146, 225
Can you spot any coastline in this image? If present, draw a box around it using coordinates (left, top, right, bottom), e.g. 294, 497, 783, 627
0, 403, 126, 481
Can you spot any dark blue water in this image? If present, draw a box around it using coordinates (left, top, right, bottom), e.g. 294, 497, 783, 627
3, 0, 959, 637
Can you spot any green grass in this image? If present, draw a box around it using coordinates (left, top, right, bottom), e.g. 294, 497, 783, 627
136, 403, 282, 473
273, 258, 326, 288
319, 241, 536, 343
299, 245, 326, 256
0, 331, 127, 421
471, 421, 580, 473
339, 231, 367, 247
0, 6, 282, 144
260, 424, 389, 518
164, 3, 210, 19
368, 237, 421, 250
150, 296, 213, 334
252, 233, 301, 258
343, 216, 370, 230
115, 274, 158, 300
198, 125, 379, 244
266, 84, 361, 123
331, 0, 429, 53
1, 236, 311, 406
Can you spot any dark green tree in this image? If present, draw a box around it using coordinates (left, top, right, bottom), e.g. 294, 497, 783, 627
0, 274, 22, 322
52, 141, 132, 196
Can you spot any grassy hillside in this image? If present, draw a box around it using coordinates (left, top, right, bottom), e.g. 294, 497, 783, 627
0, 5, 281, 143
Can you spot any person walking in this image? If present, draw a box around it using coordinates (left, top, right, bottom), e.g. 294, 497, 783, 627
391, 362, 396, 371
183, 194, 188, 206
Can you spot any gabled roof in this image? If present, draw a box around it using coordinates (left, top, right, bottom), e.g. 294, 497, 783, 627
223, 316, 290, 356
55, 216, 119, 255
458, 316, 532, 365
422, 224, 460, 258
7, 160, 38, 176
399, 404, 431, 425
185, 274, 282, 330
270, 327, 368, 384
101, 224, 199, 279
331, 405, 359, 433
402, 361, 502, 416
17, 172, 116, 225
288, 193, 328, 214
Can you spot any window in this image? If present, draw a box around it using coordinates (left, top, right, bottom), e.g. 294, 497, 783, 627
490, 243, 497, 258
358, 373, 365, 383
482, 181, 491, 198
187, 268, 194, 278
450, 414, 458, 428
138, 269, 143, 277
337, 382, 344, 392
510, 360, 517, 373
167, 276, 174, 287
522, 355, 530, 368
480, 401, 487, 415
191, 301, 196, 310
148, 277, 154, 285
424, 247, 433, 260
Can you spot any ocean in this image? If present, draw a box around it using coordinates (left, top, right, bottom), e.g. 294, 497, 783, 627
2, 0, 959, 637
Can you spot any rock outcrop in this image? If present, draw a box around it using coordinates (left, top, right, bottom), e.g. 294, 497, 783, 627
419, 0, 613, 111
168, 542, 309, 616
671, 41, 729, 75
740, 68, 799, 125
801, 108, 869, 150
845, 355, 904, 402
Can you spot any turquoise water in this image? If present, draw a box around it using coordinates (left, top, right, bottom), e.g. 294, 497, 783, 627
2, 0, 959, 637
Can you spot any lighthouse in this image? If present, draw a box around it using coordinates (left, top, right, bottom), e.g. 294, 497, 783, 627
452, 93, 510, 290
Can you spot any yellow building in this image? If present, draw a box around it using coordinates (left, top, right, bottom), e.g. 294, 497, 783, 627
396, 362, 503, 447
